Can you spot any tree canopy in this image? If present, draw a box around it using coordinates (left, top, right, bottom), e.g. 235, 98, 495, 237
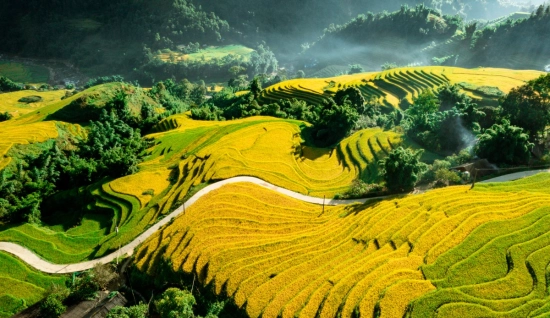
474, 120, 534, 165
379, 147, 424, 192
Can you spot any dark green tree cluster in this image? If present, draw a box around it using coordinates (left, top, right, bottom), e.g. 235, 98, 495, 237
0, 103, 149, 224
468, 74, 550, 165
0, 111, 13, 122
401, 86, 484, 154
499, 73, 550, 139
0, 76, 23, 92
305, 5, 462, 58
475, 120, 533, 165
153, 288, 223, 318
379, 147, 425, 192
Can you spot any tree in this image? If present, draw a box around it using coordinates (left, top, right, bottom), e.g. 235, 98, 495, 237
155, 288, 196, 318
334, 87, 365, 114
310, 98, 359, 146
250, 78, 262, 99
348, 64, 364, 75
474, 120, 533, 165
379, 147, 424, 192
40, 294, 66, 318
500, 73, 550, 139
295, 70, 305, 78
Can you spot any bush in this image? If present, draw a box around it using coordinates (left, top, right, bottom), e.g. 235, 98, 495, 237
0, 111, 13, 122
107, 303, 149, 318
337, 180, 384, 199
92, 263, 119, 290
39, 294, 66, 318
18, 95, 43, 103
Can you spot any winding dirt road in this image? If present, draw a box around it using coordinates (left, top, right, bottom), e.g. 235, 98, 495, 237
0, 172, 546, 274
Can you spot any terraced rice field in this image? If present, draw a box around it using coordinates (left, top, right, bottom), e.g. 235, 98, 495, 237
0, 90, 67, 118
0, 112, 433, 264
259, 66, 543, 110
0, 121, 59, 170
0, 252, 66, 318
136, 173, 550, 318
0, 60, 50, 84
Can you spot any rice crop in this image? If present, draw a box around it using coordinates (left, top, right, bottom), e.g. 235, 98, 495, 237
135, 173, 550, 317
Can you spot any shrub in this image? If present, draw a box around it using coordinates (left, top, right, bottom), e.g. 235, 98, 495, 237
18, 95, 43, 103
155, 288, 196, 318
39, 294, 66, 318
0, 112, 13, 122
107, 303, 149, 318
92, 263, 119, 290
337, 180, 384, 199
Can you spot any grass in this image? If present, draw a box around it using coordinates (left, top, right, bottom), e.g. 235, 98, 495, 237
260, 66, 543, 110
132, 173, 550, 318
0, 60, 50, 84
157, 45, 254, 63
0, 252, 67, 318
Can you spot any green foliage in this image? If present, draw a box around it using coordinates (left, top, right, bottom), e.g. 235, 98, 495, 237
334, 87, 365, 114
39, 294, 66, 318
107, 303, 149, 318
381, 62, 398, 71
380, 147, 424, 192
67, 271, 99, 303
84, 75, 124, 89
336, 179, 384, 199
310, 98, 360, 146
18, 95, 43, 103
0, 76, 23, 92
0, 111, 13, 122
348, 64, 364, 75
500, 73, 550, 138
250, 78, 262, 100
401, 88, 484, 154
474, 120, 533, 165
155, 288, 196, 318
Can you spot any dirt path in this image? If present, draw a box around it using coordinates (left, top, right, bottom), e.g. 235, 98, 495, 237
0, 171, 547, 274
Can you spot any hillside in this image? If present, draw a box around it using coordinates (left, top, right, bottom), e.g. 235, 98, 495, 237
1, 67, 550, 317
302, 4, 550, 75
135, 173, 550, 317
260, 67, 543, 109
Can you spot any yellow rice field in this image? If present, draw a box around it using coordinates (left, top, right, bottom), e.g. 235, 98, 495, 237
135, 173, 550, 317
0, 90, 67, 117
260, 66, 544, 109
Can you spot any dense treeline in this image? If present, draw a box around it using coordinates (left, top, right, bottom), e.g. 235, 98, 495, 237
313, 5, 462, 49
464, 5, 550, 69
200, 0, 524, 55
0, 0, 231, 79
